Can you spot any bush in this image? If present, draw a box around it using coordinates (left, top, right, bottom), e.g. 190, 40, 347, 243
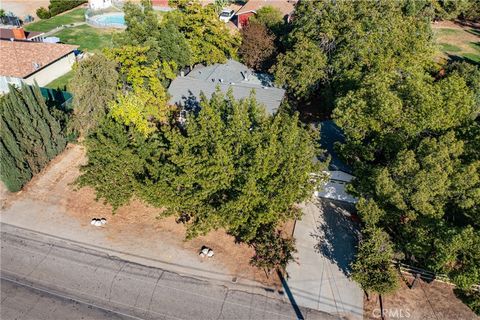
250, 226, 297, 273
48, 0, 87, 17
455, 289, 480, 315
36, 7, 51, 19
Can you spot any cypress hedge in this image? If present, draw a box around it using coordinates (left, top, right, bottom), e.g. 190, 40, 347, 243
0, 84, 67, 192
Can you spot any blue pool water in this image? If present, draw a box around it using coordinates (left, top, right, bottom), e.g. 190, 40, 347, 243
92, 13, 125, 27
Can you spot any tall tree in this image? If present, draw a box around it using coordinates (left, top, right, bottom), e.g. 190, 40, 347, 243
167, 1, 240, 65
105, 46, 174, 134
351, 226, 398, 295
0, 84, 67, 192
272, 0, 434, 106
239, 21, 276, 71
70, 53, 119, 136
79, 90, 326, 242
115, 0, 192, 68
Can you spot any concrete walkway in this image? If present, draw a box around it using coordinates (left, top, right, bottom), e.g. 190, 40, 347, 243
286, 201, 364, 320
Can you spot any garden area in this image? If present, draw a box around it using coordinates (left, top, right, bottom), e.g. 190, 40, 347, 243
433, 20, 480, 64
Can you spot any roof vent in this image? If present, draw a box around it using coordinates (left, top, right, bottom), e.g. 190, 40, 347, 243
219, 78, 224, 83
32, 62, 41, 70
212, 78, 215, 82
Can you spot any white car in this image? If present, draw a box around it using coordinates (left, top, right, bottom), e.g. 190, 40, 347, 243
219, 9, 235, 23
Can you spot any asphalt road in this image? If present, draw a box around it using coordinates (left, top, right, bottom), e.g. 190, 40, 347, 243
0, 223, 337, 320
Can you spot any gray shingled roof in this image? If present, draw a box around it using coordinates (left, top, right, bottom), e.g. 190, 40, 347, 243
168, 60, 285, 115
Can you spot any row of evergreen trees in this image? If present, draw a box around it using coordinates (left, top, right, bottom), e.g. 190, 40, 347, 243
0, 84, 67, 192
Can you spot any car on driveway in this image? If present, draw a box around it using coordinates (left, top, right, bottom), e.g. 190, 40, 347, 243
219, 9, 235, 22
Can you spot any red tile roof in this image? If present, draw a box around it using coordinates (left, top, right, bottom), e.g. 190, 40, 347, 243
0, 40, 78, 78
0, 28, 44, 40
236, 0, 296, 16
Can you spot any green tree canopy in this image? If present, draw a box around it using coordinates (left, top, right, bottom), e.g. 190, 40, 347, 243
167, 1, 240, 65
79, 90, 326, 242
272, 0, 434, 106
70, 53, 119, 136
115, 0, 192, 68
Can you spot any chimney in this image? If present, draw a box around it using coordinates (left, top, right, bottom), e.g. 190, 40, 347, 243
12, 27, 26, 40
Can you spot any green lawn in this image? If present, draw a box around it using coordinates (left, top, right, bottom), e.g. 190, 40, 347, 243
25, 8, 86, 32
54, 24, 118, 52
45, 70, 74, 91
440, 43, 462, 52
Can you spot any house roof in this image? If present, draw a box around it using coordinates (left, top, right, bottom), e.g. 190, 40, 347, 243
319, 120, 352, 174
0, 40, 78, 78
168, 60, 285, 115
236, 0, 296, 16
0, 28, 44, 41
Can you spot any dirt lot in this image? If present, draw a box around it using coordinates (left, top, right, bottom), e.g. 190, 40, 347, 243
364, 274, 478, 320
0, 1, 50, 19
2, 144, 288, 288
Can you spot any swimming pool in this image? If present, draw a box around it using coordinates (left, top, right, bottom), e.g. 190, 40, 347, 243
87, 13, 126, 28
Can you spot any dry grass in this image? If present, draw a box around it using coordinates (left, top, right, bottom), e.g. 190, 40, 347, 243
364, 274, 478, 320
433, 20, 480, 64
4, 144, 290, 287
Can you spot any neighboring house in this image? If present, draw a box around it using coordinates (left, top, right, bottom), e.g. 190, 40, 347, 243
0, 40, 78, 93
0, 27, 45, 42
315, 120, 358, 204
234, 0, 297, 28
88, 0, 112, 10
168, 59, 286, 116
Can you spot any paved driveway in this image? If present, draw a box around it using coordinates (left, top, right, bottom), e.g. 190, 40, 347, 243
286, 201, 363, 320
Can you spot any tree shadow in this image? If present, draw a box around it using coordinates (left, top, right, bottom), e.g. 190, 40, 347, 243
311, 200, 360, 277
447, 53, 480, 66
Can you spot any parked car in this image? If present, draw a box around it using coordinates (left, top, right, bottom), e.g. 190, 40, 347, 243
219, 9, 235, 23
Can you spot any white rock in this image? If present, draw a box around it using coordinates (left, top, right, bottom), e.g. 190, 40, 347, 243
94, 220, 102, 227
100, 218, 107, 225
207, 250, 214, 257
201, 248, 209, 255
199, 252, 206, 258
91, 219, 96, 225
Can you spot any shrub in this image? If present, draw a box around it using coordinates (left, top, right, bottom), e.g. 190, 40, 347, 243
48, 0, 87, 17
250, 226, 297, 273
36, 7, 51, 19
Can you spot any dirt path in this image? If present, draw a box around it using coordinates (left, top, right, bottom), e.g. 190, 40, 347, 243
2, 144, 282, 289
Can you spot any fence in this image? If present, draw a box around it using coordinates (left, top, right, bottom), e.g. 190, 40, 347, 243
394, 260, 480, 292
85, 7, 126, 29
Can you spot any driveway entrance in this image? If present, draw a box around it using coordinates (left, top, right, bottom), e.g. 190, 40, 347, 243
286, 201, 364, 319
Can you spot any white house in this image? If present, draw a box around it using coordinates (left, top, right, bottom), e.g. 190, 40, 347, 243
0, 40, 78, 93
315, 120, 358, 204
88, 0, 112, 10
